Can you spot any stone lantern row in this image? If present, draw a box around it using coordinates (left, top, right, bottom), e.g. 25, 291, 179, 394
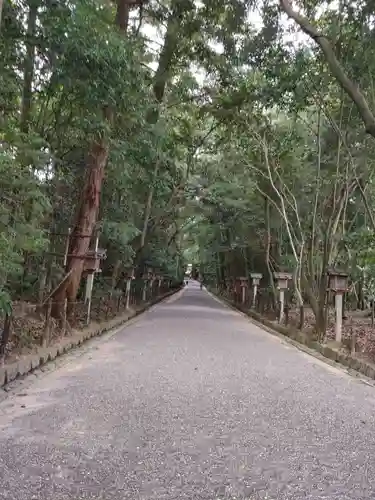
236, 273, 263, 308
124, 268, 173, 307
237, 273, 289, 314
236, 269, 349, 344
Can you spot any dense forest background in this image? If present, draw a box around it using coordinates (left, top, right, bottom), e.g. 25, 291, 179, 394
2, 0, 375, 355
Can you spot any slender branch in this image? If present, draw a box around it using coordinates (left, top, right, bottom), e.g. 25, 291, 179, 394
280, 0, 375, 137
310, 107, 321, 279
304, 77, 375, 233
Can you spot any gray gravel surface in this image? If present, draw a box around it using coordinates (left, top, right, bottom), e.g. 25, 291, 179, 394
1, 281, 375, 499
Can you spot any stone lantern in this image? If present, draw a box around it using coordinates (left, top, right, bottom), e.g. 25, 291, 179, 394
327, 269, 349, 343
238, 277, 249, 304
273, 272, 292, 323
250, 273, 262, 308
274, 272, 291, 290
83, 248, 106, 274
327, 270, 348, 293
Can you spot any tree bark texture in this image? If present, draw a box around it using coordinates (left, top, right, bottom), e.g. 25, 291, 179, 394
51, 0, 143, 318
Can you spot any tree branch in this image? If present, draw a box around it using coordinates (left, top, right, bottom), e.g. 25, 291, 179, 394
279, 0, 375, 137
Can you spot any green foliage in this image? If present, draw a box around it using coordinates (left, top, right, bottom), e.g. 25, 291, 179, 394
0, 144, 50, 290
1, 0, 375, 323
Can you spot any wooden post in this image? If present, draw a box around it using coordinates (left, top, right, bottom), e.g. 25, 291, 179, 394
62, 298, 67, 335
284, 303, 289, 325
142, 280, 147, 302
86, 288, 92, 326
0, 313, 12, 360
323, 290, 329, 336
350, 317, 356, 355
252, 283, 257, 307
298, 304, 304, 330
105, 296, 110, 319
327, 269, 349, 343
38, 265, 47, 306
255, 291, 260, 311
125, 279, 131, 309
335, 293, 343, 343
260, 292, 265, 314
42, 299, 52, 347
97, 296, 102, 315
273, 272, 292, 324
279, 289, 285, 323
63, 228, 71, 268
85, 234, 99, 304
250, 273, 262, 308
237, 278, 247, 304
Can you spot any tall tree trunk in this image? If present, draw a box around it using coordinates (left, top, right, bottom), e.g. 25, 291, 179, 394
21, 0, 38, 134
52, 0, 139, 318
66, 139, 109, 308
20, 0, 38, 286
265, 197, 276, 302
140, 160, 160, 248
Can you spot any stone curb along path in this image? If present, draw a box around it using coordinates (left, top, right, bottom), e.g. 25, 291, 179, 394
0, 287, 182, 388
210, 289, 375, 385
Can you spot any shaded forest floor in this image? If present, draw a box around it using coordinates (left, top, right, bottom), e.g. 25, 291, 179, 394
283, 307, 375, 360
3, 297, 131, 363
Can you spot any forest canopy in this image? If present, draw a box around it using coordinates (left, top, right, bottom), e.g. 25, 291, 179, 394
1, 0, 375, 336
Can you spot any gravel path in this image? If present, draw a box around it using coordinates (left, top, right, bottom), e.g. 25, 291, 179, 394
1, 281, 375, 499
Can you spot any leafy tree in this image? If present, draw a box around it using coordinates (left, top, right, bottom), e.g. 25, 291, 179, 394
1, 0, 375, 341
